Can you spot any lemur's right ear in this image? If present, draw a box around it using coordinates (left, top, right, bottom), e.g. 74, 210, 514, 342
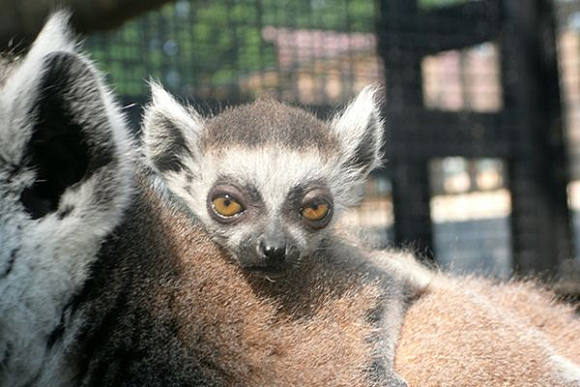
142, 83, 204, 174
329, 85, 384, 181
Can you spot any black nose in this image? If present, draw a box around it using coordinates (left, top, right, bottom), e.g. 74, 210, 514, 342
259, 240, 286, 262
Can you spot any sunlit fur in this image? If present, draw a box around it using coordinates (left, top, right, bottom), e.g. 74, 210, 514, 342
2, 12, 579, 387
396, 274, 580, 386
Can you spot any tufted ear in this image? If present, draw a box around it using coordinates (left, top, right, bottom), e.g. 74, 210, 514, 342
0, 11, 132, 224
142, 83, 204, 175
0, 11, 75, 168
329, 85, 384, 182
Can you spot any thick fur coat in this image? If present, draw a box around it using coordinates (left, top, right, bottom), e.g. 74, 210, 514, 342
396, 275, 580, 386
1, 13, 579, 387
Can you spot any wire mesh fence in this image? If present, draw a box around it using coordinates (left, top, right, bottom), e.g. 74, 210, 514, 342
86, 0, 580, 277
87, 0, 380, 104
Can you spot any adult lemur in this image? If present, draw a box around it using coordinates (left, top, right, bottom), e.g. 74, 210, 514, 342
2, 12, 580, 387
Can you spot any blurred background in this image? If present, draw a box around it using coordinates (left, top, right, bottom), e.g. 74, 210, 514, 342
3, 0, 580, 288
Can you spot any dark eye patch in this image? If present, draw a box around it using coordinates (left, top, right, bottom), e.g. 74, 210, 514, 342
245, 184, 263, 204
284, 179, 329, 210
212, 176, 264, 205
207, 177, 265, 224
283, 181, 333, 230
284, 185, 306, 210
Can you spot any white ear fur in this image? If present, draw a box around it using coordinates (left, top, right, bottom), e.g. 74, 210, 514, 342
0, 11, 76, 163
330, 85, 384, 178
0, 10, 133, 224
6, 11, 75, 91
142, 82, 204, 173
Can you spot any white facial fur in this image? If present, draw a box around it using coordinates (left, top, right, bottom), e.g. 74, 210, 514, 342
168, 145, 345, 259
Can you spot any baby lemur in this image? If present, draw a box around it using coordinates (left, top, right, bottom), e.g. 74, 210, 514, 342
142, 84, 430, 385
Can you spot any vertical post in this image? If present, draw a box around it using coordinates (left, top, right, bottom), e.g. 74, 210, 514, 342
501, 0, 573, 275
376, 0, 435, 258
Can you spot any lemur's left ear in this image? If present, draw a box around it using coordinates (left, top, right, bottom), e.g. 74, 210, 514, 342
142, 83, 204, 174
0, 11, 132, 223
330, 85, 384, 179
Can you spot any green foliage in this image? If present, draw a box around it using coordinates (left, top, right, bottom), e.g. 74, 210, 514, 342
85, 0, 376, 98
419, 0, 474, 9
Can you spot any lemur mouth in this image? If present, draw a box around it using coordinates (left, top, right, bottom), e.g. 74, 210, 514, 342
244, 266, 287, 280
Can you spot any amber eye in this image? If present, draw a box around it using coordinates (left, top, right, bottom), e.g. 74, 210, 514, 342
301, 200, 330, 221
212, 194, 244, 217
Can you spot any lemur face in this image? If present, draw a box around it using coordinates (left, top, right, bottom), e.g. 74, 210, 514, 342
197, 146, 337, 276
143, 84, 383, 277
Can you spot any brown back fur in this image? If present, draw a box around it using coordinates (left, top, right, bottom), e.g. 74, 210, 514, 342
81, 179, 580, 386
395, 274, 580, 386
74, 174, 393, 386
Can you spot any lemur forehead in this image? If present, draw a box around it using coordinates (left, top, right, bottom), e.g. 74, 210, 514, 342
200, 99, 339, 152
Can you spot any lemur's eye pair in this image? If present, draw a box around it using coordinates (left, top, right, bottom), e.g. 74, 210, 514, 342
211, 194, 244, 218
208, 184, 333, 229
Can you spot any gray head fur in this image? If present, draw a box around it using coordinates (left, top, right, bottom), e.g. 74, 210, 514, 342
143, 84, 384, 276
